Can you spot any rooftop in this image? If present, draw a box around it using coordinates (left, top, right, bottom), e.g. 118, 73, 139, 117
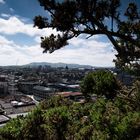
0, 115, 9, 124
33, 86, 53, 92
57, 92, 82, 97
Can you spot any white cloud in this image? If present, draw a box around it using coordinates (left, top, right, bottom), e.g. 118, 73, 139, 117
0, 15, 116, 67
9, 8, 14, 12
0, 0, 5, 4
1, 13, 11, 18
0, 34, 116, 67
0, 16, 58, 37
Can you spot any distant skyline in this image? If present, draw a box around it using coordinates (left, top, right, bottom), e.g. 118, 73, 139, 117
0, 0, 139, 67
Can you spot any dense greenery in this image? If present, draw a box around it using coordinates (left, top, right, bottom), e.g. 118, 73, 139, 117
34, 0, 140, 72
80, 70, 121, 100
1, 79, 140, 140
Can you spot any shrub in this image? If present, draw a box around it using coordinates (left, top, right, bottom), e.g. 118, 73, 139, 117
80, 70, 121, 100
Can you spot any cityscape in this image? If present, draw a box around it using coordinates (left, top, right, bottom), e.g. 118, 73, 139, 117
0, 62, 135, 127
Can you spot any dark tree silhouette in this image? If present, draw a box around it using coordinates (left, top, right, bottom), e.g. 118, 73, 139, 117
34, 0, 140, 72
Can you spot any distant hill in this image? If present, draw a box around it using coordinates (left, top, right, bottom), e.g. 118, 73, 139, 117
25, 62, 93, 69
0, 62, 114, 69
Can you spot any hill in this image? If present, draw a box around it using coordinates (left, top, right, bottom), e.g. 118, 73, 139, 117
25, 62, 93, 69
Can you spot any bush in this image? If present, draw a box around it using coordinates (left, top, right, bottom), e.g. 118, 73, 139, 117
39, 95, 72, 110
1, 91, 140, 139
80, 70, 121, 100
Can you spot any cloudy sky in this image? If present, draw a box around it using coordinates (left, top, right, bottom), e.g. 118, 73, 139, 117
0, 0, 139, 67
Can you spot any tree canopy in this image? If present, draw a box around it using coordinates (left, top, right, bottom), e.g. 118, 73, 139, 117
80, 70, 121, 100
34, 0, 140, 71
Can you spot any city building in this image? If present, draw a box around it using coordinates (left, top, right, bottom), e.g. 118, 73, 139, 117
18, 81, 39, 95
33, 86, 55, 101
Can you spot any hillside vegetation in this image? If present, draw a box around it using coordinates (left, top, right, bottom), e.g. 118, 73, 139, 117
1, 70, 140, 140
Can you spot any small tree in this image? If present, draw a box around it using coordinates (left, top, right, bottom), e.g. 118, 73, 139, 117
80, 70, 120, 100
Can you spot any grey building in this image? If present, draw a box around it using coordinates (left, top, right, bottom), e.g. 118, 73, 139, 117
33, 86, 55, 101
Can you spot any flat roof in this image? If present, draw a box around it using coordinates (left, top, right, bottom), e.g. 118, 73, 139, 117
8, 112, 28, 119
0, 123, 6, 128
57, 92, 82, 97
33, 86, 53, 91
67, 85, 79, 88
0, 115, 9, 124
19, 82, 39, 84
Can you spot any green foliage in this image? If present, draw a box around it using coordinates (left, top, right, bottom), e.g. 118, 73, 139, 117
21, 107, 45, 140
0, 116, 24, 140
115, 112, 140, 140
42, 106, 70, 140
39, 95, 72, 110
127, 80, 140, 110
80, 70, 121, 99
1, 88, 140, 140
40, 34, 68, 53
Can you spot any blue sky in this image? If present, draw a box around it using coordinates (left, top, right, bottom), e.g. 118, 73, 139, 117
0, 0, 139, 66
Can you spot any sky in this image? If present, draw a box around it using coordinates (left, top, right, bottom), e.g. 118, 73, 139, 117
0, 0, 139, 67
